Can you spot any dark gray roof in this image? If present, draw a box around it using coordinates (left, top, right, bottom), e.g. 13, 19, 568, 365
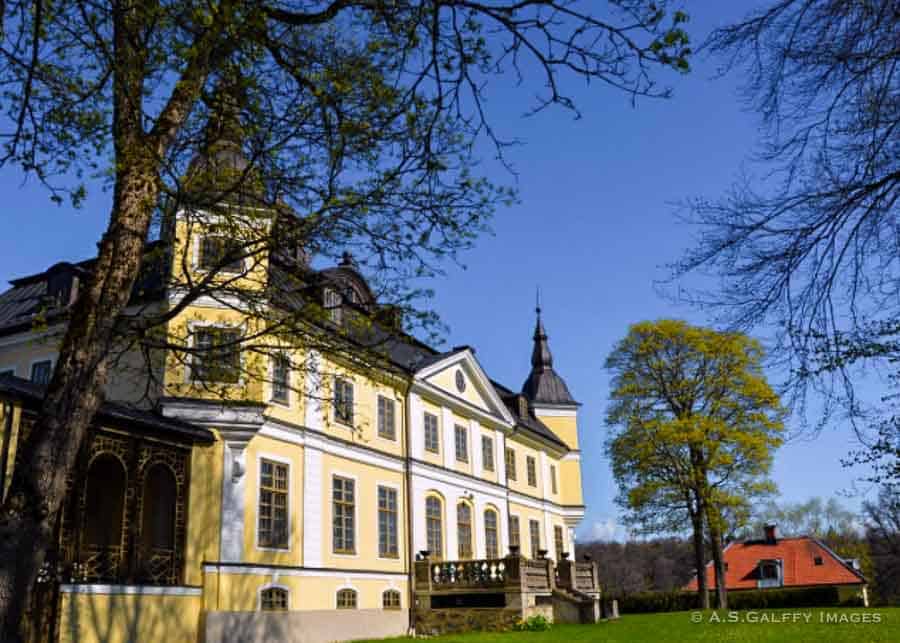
521, 307, 577, 406
492, 380, 568, 450
0, 374, 214, 443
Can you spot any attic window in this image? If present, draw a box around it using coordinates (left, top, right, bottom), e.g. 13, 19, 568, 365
324, 288, 342, 324
814, 556, 823, 566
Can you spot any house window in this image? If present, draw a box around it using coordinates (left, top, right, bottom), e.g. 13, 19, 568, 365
377, 396, 396, 440
258, 459, 289, 549
426, 496, 443, 559
383, 589, 401, 610
550, 465, 558, 494
760, 562, 779, 580
192, 327, 241, 383
424, 413, 440, 453
529, 519, 541, 558
378, 486, 399, 558
30, 360, 52, 386
81, 455, 126, 579
271, 353, 290, 404
324, 288, 342, 324
457, 502, 473, 560
509, 515, 520, 549
482, 436, 494, 472
454, 425, 468, 462
554, 525, 565, 560
334, 377, 354, 425
485, 509, 499, 559
814, 556, 823, 566
199, 234, 243, 272
336, 588, 357, 609
526, 456, 537, 487
332, 476, 356, 554
260, 587, 288, 611
505, 448, 516, 481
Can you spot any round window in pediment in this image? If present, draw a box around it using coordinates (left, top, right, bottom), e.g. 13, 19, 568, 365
455, 369, 466, 393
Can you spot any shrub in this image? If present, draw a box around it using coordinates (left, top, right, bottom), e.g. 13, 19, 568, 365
616, 586, 853, 613
513, 615, 552, 631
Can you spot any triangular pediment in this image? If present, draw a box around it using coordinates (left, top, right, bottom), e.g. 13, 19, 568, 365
414, 349, 514, 425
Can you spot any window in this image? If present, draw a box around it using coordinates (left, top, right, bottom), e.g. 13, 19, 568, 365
334, 377, 354, 425
454, 425, 468, 462
505, 448, 517, 481
378, 486, 399, 558
30, 360, 52, 386
140, 464, 177, 571
260, 587, 288, 611
529, 519, 541, 558
383, 589, 401, 610
550, 465, 558, 494
814, 556, 823, 566
424, 413, 440, 453
193, 327, 241, 383
457, 502, 473, 559
199, 234, 244, 272
485, 509, 499, 559
426, 496, 443, 559
324, 288, 343, 324
332, 476, 356, 554
482, 436, 494, 472
271, 353, 290, 404
258, 459, 289, 549
336, 588, 357, 609
81, 455, 126, 572
377, 396, 396, 440
526, 456, 537, 487
509, 515, 520, 549
554, 525, 565, 560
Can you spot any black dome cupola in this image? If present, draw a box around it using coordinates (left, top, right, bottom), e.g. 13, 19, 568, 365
521, 299, 577, 406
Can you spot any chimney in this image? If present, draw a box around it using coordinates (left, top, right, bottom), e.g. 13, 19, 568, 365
764, 523, 777, 544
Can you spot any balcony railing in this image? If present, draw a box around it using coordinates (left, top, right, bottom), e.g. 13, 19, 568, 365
414, 550, 554, 594
556, 556, 600, 594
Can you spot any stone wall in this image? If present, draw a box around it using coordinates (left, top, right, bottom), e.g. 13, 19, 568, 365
414, 607, 522, 636
204, 609, 409, 643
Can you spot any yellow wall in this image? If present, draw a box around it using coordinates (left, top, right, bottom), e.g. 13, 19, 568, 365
505, 437, 543, 498
429, 367, 489, 412
204, 571, 408, 611
508, 502, 546, 559
57, 592, 202, 643
559, 459, 584, 507
242, 434, 304, 566
185, 438, 224, 586
320, 452, 407, 571
0, 328, 63, 380
535, 414, 579, 450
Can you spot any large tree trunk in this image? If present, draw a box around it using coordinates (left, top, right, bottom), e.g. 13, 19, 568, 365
689, 502, 710, 609
709, 518, 728, 609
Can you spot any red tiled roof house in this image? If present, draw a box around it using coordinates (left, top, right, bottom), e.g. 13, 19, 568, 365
685, 525, 868, 606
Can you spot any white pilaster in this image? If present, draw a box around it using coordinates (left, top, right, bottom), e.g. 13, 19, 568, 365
304, 350, 324, 431
539, 451, 550, 499
496, 430, 507, 483
303, 446, 324, 567
441, 407, 455, 469
410, 393, 424, 460
220, 441, 249, 562
471, 419, 483, 477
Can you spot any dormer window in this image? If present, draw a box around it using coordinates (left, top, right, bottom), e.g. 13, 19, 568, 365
814, 556, 823, 566
324, 288, 342, 324
757, 559, 782, 588
199, 234, 243, 273
46, 266, 79, 307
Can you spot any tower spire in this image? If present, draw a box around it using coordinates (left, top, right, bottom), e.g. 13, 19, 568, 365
521, 294, 577, 405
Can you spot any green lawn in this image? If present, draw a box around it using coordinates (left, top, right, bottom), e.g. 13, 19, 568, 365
364, 608, 900, 642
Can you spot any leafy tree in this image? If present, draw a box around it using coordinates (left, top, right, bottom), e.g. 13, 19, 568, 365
0, 1, 693, 638
605, 319, 786, 608
672, 0, 900, 435
865, 485, 900, 605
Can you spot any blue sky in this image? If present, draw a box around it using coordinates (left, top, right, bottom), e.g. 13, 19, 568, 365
0, 1, 880, 541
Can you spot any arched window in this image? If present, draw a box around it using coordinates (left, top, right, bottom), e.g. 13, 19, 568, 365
142, 464, 177, 551
425, 495, 443, 560
457, 502, 473, 560
260, 586, 289, 611
81, 454, 127, 580
382, 589, 401, 610
484, 509, 499, 559
336, 588, 358, 609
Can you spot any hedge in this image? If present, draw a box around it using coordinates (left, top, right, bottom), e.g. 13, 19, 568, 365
615, 586, 863, 614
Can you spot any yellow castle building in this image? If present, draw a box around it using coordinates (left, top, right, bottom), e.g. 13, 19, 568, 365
0, 133, 596, 643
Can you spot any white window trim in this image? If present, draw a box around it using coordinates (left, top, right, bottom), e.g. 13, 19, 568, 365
268, 352, 292, 408
375, 481, 402, 561
508, 513, 521, 552
255, 452, 293, 553
375, 394, 398, 443
481, 435, 495, 472
424, 492, 446, 560
331, 469, 360, 558
185, 320, 246, 386
257, 583, 291, 611
28, 355, 55, 383
423, 411, 441, 454
335, 584, 359, 609
381, 587, 402, 610
454, 424, 469, 463
332, 376, 356, 429
455, 498, 476, 559
192, 230, 246, 275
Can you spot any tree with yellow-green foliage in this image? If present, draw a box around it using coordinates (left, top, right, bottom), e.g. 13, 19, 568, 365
605, 320, 786, 609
